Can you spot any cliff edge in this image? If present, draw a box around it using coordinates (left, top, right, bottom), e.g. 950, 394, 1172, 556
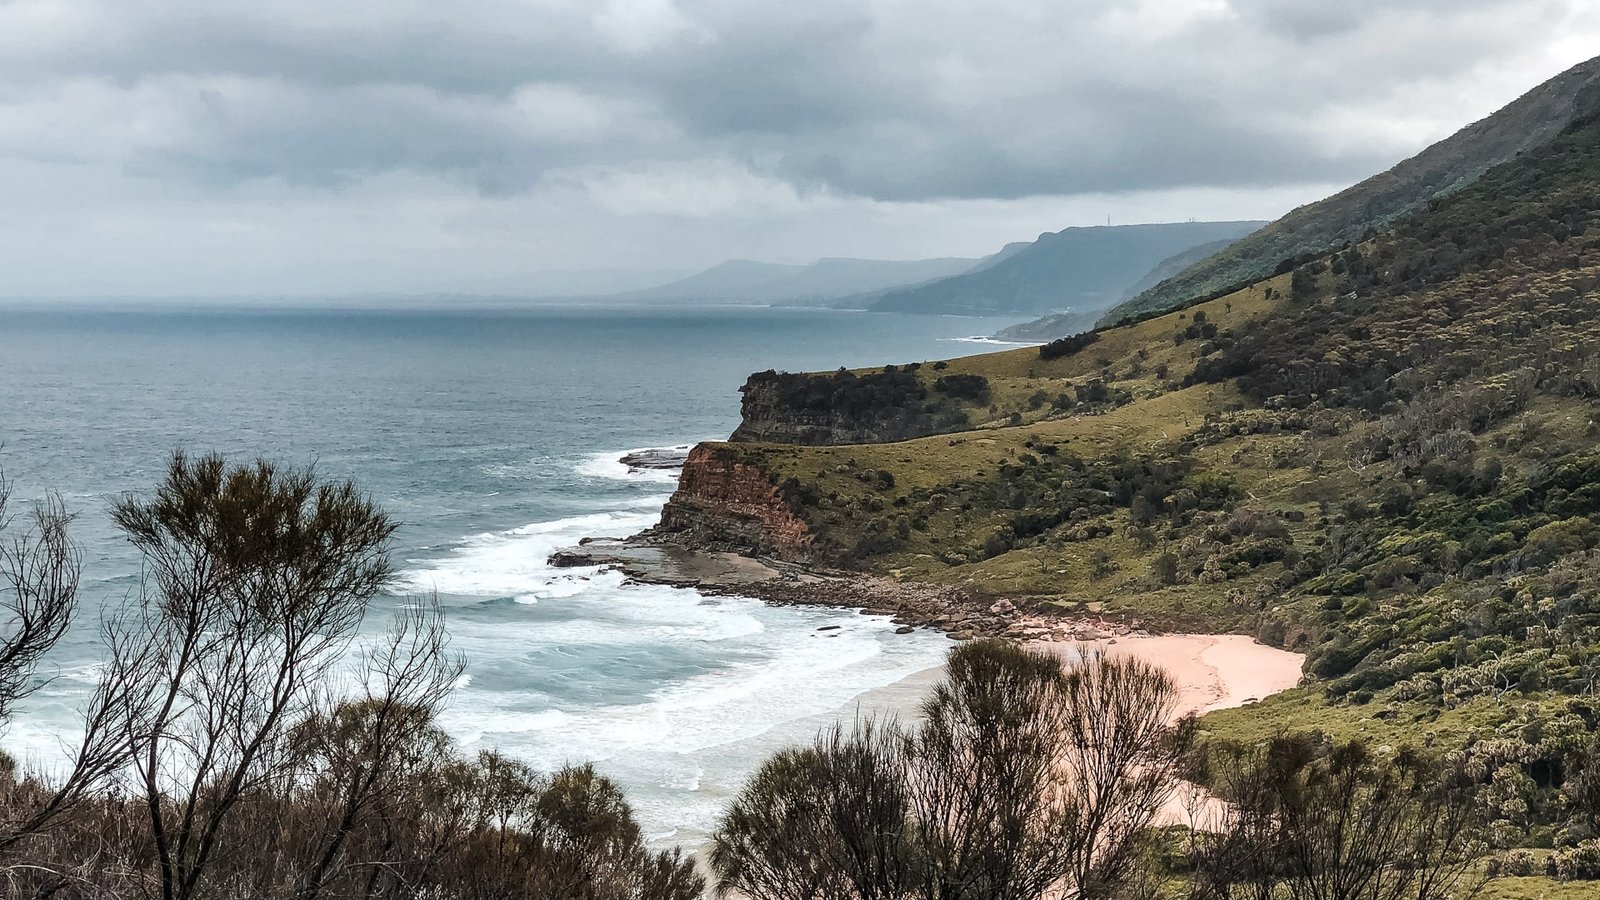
649, 444, 815, 561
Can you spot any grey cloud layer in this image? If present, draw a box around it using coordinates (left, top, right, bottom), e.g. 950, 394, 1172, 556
3, 0, 1591, 202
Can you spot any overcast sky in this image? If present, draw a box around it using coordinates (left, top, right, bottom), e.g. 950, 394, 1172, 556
2, 0, 1597, 297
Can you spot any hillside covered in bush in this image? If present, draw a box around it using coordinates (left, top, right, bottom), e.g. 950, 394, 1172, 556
655, 90, 1600, 875
989, 54, 1600, 336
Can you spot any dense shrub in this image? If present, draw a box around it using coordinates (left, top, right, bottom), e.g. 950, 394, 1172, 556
747, 368, 927, 415
1039, 330, 1100, 360
1553, 840, 1600, 881
932, 373, 991, 403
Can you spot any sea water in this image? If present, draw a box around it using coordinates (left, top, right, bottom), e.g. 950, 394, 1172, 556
0, 301, 1011, 847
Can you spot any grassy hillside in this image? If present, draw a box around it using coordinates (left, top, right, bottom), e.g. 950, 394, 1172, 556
685, 105, 1600, 867
1020, 54, 1600, 331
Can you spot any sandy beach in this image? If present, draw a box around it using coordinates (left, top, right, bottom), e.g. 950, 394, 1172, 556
1036, 633, 1306, 719
1036, 633, 1305, 829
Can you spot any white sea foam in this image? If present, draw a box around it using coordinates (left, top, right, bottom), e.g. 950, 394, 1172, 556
438, 591, 936, 758
942, 335, 1041, 346
398, 507, 662, 597
435, 602, 944, 845
386, 446, 949, 850
574, 445, 696, 485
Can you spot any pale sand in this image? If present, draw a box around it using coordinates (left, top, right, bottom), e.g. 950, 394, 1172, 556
828, 633, 1308, 748
1036, 633, 1306, 829
1035, 633, 1306, 719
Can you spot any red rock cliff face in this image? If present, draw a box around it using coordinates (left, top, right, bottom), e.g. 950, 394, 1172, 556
651, 444, 814, 561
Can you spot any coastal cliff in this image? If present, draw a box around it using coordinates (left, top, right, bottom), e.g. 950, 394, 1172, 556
649, 444, 814, 560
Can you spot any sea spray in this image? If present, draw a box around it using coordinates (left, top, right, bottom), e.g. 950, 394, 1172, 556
399, 448, 948, 848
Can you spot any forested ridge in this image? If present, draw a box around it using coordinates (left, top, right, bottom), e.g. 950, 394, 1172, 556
1089, 52, 1600, 328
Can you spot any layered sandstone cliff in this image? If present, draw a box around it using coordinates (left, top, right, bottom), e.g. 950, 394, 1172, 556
649, 444, 813, 561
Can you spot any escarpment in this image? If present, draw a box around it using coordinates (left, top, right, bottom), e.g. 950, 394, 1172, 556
730, 367, 974, 445
649, 444, 814, 561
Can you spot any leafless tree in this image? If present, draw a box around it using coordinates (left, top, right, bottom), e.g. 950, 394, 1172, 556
285, 602, 464, 900
909, 640, 1077, 900
0, 475, 78, 724
1055, 646, 1195, 899
0, 472, 146, 881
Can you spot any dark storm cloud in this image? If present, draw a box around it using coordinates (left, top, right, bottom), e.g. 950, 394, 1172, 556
1228, 0, 1514, 42
3, 0, 1590, 203
754, 82, 1346, 202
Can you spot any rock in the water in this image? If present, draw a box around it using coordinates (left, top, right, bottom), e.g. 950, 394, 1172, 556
620, 446, 692, 471
894, 625, 916, 634
548, 550, 597, 568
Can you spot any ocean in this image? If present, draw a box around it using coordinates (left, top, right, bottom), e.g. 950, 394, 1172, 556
0, 301, 1019, 848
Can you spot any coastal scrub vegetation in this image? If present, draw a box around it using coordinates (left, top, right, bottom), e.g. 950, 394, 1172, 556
0, 463, 1534, 898
669, 101, 1600, 889
733, 367, 977, 444
1091, 54, 1600, 328
712, 641, 1489, 900
1039, 330, 1100, 361
713, 642, 1194, 900
0, 454, 702, 900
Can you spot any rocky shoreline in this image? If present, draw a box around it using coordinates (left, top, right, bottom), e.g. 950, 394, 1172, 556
547, 538, 1149, 644
554, 445, 1151, 643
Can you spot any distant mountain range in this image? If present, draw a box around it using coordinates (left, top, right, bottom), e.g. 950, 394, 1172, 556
992, 237, 1241, 341
626, 222, 1264, 317
619, 256, 985, 304
1085, 53, 1600, 328
862, 221, 1265, 316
